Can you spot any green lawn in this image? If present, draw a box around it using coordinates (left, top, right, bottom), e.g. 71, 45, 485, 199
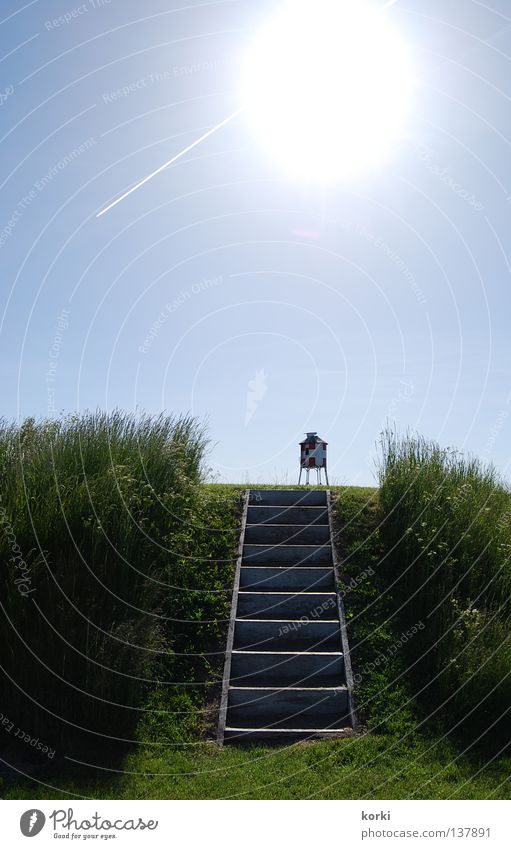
3, 734, 510, 800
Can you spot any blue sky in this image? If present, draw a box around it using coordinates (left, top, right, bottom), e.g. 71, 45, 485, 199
1, 0, 511, 484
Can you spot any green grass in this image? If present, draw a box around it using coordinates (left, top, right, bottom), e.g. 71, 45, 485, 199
377, 429, 511, 742
3, 734, 510, 800
0, 413, 241, 751
3, 477, 510, 800
2, 422, 510, 799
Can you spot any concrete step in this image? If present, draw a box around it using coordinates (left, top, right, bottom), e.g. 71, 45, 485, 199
237, 591, 337, 620
223, 726, 354, 743
230, 650, 344, 687
249, 490, 327, 507
247, 505, 328, 525
226, 686, 349, 729
242, 544, 332, 568
244, 523, 330, 546
239, 566, 335, 592
234, 618, 340, 652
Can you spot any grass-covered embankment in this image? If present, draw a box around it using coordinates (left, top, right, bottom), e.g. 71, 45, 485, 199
377, 430, 511, 743
2, 422, 510, 799
0, 413, 241, 758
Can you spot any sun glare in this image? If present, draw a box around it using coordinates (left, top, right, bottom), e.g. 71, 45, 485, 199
242, 0, 413, 179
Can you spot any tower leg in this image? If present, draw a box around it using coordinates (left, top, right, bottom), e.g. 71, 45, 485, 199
325, 467, 329, 486
298, 468, 302, 485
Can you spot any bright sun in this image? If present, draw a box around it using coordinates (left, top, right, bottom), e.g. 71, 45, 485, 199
242, 0, 413, 180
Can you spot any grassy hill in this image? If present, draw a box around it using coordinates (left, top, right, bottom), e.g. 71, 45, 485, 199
1, 415, 510, 799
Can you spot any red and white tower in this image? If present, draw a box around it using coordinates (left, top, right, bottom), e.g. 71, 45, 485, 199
299, 432, 329, 485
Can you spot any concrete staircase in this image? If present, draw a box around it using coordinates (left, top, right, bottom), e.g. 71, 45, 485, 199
218, 489, 356, 744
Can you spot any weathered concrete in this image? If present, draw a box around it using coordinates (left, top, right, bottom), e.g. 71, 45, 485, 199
229, 650, 344, 687
223, 726, 354, 743
239, 566, 335, 592
244, 523, 330, 545
227, 686, 349, 728
243, 543, 333, 567
236, 591, 337, 620
234, 618, 341, 652
248, 490, 327, 507
247, 505, 328, 525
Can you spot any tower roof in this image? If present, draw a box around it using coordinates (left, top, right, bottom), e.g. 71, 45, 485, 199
300, 432, 328, 445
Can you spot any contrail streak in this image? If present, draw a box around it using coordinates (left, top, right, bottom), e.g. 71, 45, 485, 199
96, 108, 243, 218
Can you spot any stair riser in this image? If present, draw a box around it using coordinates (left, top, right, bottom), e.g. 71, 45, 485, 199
247, 506, 328, 525
230, 652, 344, 687
234, 619, 341, 652
239, 567, 335, 592
223, 728, 352, 743
237, 592, 337, 620
227, 687, 349, 728
248, 490, 327, 507
243, 544, 332, 567
244, 524, 330, 545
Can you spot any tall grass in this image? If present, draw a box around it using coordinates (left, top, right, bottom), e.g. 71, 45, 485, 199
0, 412, 240, 753
378, 428, 511, 738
